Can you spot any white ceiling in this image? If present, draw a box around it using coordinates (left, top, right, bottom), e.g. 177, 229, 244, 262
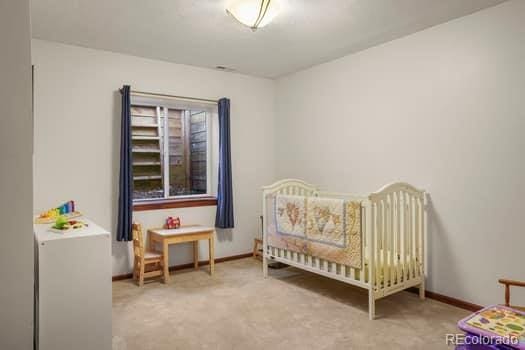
31, 0, 507, 78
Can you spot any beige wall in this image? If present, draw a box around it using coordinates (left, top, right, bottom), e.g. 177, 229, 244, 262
32, 39, 276, 276
32, 0, 525, 307
0, 0, 34, 348
275, 0, 525, 306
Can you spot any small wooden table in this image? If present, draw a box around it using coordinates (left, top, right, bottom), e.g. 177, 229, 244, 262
147, 226, 215, 283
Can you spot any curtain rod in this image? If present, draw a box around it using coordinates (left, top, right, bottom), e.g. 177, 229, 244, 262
121, 89, 218, 104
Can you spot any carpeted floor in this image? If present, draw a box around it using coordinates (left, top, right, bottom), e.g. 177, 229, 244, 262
113, 258, 467, 350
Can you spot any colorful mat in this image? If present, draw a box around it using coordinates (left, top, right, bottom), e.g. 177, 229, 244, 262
458, 305, 525, 349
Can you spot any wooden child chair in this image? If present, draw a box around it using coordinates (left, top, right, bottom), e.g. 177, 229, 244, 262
132, 222, 165, 286
253, 215, 263, 260
253, 238, 263, 260
499, 278, 525, 311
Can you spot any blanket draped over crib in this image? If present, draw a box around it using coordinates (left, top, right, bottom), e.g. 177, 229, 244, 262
268, 194, 362, 269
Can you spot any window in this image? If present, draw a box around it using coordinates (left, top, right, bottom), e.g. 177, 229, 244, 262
130, 95, 217, 207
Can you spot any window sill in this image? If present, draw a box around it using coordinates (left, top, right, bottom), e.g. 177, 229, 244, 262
133, 196, 217, 211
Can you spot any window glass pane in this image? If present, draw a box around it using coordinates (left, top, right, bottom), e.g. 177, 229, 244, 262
130, 97, 212, 201
189, 111, 207, 194
167, 109, 186, 195
168, 109, 207, 196
131, 105, 164, 200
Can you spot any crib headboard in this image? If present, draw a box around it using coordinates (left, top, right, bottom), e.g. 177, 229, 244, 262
261, 178, 319, 197
261, 179, 318, 267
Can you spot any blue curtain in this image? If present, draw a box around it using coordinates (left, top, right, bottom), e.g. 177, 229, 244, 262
117, 85, 133, 241
215, 98, 234, 228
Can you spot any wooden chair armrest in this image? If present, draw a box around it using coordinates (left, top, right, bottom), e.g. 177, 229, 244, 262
498, 279, 525, 287
499, 278, 525, 308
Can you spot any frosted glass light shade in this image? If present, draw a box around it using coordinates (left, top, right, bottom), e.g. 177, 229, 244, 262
226, 0, 280, 30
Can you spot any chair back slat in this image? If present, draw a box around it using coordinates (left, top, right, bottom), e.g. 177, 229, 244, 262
132, 223, 144, 259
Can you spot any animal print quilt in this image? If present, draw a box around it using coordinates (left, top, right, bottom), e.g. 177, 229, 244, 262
271, 194, 362, 269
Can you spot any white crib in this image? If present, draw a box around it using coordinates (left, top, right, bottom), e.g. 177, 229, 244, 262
262, 179, 427, 320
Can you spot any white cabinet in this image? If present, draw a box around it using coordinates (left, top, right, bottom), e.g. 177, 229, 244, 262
34, 217, 111, 350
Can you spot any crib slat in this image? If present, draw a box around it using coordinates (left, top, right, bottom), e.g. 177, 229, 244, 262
414, 197, 421, 277
359, 206, 366, 284
387, 194, 393, 283
381, 199, 386, 289
374, 202, 380, 289
384, 196, 390, 287
387, 195, 394, 285
406, 196, 410, 279
392, 192, 399, 285
403, 193, 408, 281
361, 206, 366, 249
397, 193, 402, 284
378, 201, 383, 288
331, 262, 337, 274
370, 201, 376, 289
407, 193, 413, 281
383, 195, 390, 288
374, 201, 379, 287
407, 196, 413, 280
418, 197, 424, 277
411, 196, 417, 279
411, 198, 416, 277
422, 194, 427, 279
399, 191, 407, 281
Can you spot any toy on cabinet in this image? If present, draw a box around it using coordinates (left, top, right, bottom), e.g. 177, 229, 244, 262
49, 215, 88, 233
35, 200, 82, 224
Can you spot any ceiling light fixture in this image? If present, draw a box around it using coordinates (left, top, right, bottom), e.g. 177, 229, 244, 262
226, 0, 280, 31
